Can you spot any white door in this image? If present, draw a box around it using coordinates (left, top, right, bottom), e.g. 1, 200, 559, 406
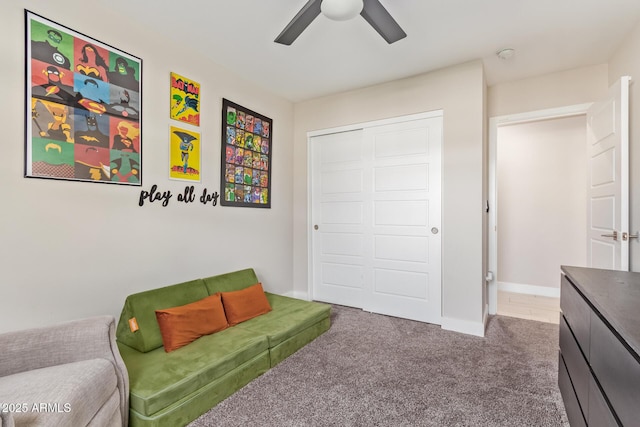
310, 115, 442, 324
310, 129, 368, 307
586, 76, 630, 271
364, 120, 442, 323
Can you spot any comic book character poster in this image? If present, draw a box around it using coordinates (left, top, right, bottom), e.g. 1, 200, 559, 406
25, 10, 142, 185
169, 126, 200, 182
170, 72, 200, 126
220, 99, 272, 208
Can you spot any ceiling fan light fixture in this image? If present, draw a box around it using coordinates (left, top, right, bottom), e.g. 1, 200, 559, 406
321, 0, 364, 21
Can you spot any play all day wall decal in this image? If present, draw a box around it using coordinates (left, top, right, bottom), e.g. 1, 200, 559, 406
138, 185, 219, 207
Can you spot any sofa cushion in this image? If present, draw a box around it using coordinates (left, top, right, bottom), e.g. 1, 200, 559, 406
116, 278, 209, 353
0, 359, 117, 426
221, 283, 272, 326
235, 293, 331, 348
202, 268, 259, 294
156, 293, 229, 352
118, 326, 269, 417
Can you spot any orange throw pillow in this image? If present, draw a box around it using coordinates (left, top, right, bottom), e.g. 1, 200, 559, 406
221, 283, 272, 326
155, 293, 229, 352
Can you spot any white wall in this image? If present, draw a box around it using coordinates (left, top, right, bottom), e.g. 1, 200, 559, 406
0, 1, 294, 333
488, 64, 609, 118
497, 116, 587, 290
293, 61, 487, 335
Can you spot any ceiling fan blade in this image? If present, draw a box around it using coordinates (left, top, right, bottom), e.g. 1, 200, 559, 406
360, 0, 407, 44
275, 0, 322, 45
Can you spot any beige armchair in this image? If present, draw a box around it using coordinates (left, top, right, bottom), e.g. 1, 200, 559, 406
0, 316, 129, 426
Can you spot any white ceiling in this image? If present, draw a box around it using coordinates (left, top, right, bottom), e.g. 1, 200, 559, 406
110, 0, 640, 102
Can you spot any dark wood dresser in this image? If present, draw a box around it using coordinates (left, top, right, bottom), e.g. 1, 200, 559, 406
559, 266, 640, 426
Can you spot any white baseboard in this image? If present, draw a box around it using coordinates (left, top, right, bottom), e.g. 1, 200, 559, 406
441, 316, 486, 337
498, 281, 560, 298
283, 290, 310, 300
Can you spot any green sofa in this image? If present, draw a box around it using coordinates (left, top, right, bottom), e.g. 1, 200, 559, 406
115, 268, 331, 427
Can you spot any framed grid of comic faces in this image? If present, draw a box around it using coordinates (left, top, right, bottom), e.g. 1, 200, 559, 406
221, 99, 272, 208
25, 10, 142, 185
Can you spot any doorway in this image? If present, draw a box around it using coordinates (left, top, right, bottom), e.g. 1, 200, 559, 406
488, 104, 591, 316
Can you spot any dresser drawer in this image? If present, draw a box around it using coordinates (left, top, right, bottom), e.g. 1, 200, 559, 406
588, 375, 620, 427
559, 314, 589, 411
558, 352, 587, 427
560, 274, 591, 360
590, 311, 640, 426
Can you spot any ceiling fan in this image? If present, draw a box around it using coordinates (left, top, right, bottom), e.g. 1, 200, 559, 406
275, 0, 407, 45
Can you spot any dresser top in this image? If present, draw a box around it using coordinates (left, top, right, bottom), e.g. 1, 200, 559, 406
561, 265, 640, 357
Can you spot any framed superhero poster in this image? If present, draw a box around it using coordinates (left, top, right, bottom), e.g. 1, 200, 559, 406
169, 126, 201, 182
170, 72, 200, 126
221, 99, 272, 208
25, 10, 142, 185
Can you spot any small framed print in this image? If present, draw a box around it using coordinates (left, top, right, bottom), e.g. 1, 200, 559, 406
169, 126, 200, 182
170, 72, 200, 126
220, 99, 272, 208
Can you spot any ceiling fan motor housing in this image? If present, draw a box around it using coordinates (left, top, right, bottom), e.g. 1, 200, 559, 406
321, 0, 364, 21
275, 0, 406, 45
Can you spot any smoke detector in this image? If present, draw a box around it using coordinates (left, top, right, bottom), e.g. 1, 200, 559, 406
496, 48, 515, 60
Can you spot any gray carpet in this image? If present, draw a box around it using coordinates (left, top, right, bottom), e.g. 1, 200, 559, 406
189, 305, 569, 427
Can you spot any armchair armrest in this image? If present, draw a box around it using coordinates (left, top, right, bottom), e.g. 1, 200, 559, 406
0, 315, 119, 375
0, 316, 129, 426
